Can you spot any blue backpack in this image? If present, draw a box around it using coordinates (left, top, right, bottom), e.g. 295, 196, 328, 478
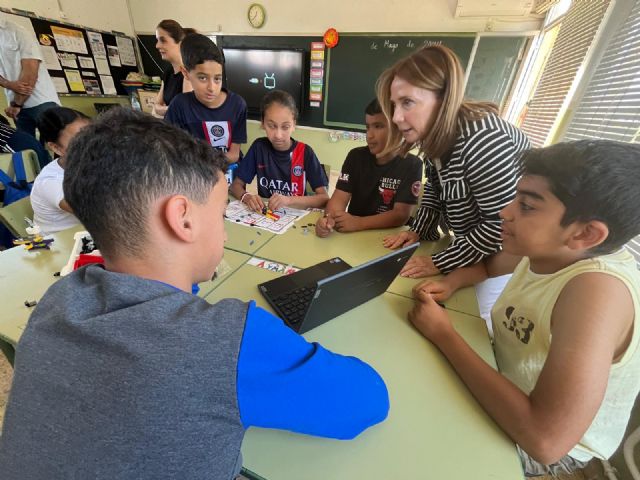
0, 152, 33, 246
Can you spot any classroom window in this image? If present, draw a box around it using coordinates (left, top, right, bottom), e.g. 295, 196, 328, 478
517, 0, 612, 147
561, 1, 640, 266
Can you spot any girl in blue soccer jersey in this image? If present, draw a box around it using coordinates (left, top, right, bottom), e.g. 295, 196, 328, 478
230, 90, 329, 212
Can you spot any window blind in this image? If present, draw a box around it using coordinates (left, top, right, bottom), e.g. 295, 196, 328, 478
519, 0, 611, 147
562, 1, 640, 266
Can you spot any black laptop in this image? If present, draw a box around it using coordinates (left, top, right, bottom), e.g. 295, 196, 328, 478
258, 242, 419, 333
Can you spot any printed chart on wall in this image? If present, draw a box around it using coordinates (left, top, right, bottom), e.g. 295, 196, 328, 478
0, 9, 139, 96
225, 201, 309, 234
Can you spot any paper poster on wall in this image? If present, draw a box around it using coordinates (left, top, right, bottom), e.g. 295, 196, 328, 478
51, 77, 69, 93
82, 71, 96, 78
87, 31, 107, 59
99, 75, 117, 95
82, 79, 101, 95
58, 53, 78, 69
64, 69, 85, 92
116, 36, 136, 66
78, 56, 95, 70
51, 25, 88, 54
41, 45, 62, 70
95, 58, 110, 75
107, 46, 121, 67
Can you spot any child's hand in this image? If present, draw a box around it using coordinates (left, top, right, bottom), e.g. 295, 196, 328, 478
268, 193, 291, 211
315, 214, 335, 237
412, 279, 453, 302
332, 211, 361, 233
400, 255, 440, 278
409, 288, 452, 342
242, 193, 264, 213
383, 230, 420, 249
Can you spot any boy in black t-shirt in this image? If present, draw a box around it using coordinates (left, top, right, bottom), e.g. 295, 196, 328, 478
316, 99, 422, 237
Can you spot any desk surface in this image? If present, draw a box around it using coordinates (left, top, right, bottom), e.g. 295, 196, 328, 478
205, 265, 522, 480
0, 228, 250, 348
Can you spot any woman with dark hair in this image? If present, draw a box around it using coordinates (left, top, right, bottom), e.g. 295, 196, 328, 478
152, 19, 194, 118
30, 107, 89, 233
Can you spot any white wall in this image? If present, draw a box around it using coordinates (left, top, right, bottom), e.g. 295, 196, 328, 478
0, 0, 135, 35
128, 0, 542, 34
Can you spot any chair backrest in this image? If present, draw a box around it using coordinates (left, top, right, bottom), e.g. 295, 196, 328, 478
0, 150, 41, 188
0, 196, 33, 238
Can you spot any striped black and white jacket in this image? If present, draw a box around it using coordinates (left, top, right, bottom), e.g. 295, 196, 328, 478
410, 113, 530, 274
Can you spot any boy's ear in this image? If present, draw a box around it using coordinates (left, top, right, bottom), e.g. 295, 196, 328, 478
180, 66, 190, 80
164, 195, 196, 243
567, 220, 609, 251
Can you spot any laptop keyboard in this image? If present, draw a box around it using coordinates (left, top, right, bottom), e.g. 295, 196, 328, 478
273, 285, 316, 325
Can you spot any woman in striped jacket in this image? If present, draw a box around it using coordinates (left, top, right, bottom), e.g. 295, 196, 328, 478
377, 45, 530, 324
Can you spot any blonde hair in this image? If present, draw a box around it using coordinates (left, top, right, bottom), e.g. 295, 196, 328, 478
376, 45, 497, 160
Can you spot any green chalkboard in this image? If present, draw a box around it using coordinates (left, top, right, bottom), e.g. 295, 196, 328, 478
324, 34, 476, 128
465, 36, 528, 111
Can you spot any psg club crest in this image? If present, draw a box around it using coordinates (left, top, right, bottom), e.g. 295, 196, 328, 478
211, 125, 225, 138
292, 165, 304, 177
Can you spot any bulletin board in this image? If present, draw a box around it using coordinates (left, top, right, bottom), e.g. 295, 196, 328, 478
0, 8, 139, 96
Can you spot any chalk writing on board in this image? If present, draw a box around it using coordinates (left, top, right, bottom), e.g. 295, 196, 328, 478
383, 40, 399, 53
370, 42, 378, 50
423, 40, 443, 47
407, 40, 415, 48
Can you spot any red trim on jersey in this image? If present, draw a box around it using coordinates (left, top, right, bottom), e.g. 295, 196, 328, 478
290, 141, 306, 196
226, 121, 232, 150
202, 122, 212, 144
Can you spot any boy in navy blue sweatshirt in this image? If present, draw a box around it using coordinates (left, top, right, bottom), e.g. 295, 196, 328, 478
0, 108, 389, 480
165, 33, 246, 164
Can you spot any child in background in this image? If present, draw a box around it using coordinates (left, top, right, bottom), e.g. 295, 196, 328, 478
315, 99, 422, 237
30, 107, 89, 234
230, 89, 329, 211
0, 109, 389, 480
165, 33, 246, 164
409, 140, 640, 477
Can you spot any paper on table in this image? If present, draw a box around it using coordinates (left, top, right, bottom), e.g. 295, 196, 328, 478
99, 75, 117, 95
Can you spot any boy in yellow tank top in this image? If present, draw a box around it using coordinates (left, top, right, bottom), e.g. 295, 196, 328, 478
409, 140, 640, 477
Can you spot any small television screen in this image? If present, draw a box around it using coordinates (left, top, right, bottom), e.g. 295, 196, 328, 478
223, 48, 304, 116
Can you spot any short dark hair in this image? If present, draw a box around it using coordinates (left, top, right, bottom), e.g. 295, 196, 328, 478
522, 140, 640, 255
365, 98, 382, 116
37, 107, 89, 144
63, 108, 227, 259
180, 33, 224, 71
156, 19, 186, 43
260, 89, 298, 122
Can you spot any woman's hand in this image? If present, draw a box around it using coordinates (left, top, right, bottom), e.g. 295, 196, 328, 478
400, 255, 440, 278
383, 230, 419, 249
